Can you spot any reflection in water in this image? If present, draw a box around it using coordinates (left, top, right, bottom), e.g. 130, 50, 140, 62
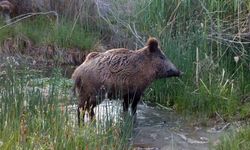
66, 100, 124, 129
95, 100, 122, 122
94, 99, 124, 133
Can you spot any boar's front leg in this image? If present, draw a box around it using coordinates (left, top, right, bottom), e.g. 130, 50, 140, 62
123, 94, 130, 112
123, 92, 141, 115
131, 93, 141, 115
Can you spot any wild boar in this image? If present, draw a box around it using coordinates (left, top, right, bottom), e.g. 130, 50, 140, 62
72, 37, 182, 125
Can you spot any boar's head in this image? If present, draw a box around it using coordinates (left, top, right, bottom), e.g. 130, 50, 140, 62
146, 38, 182, 79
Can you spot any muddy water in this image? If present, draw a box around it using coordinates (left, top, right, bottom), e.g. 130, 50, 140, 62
67, 100, 226, 150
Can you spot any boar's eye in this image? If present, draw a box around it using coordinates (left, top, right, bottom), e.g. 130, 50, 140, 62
159, 55, 165, 60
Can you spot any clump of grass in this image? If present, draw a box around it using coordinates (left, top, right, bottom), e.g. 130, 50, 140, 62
0, 61, 132, 149
215, 126, 250, 150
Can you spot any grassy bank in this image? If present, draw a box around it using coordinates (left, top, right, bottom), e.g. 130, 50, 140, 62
0, 16, 99, 51
124, 0, 250, 120
0, 62, 132, 149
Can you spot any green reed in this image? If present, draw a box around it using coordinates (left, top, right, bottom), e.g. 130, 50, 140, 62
0, 62, 132, 150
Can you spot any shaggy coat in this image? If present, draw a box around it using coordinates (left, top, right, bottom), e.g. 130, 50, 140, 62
72, 38, 181, 125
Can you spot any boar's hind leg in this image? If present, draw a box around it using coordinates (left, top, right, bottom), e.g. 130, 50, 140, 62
77, 106, 86, 126
77, 106, 82, 126
89, 96, 97, 121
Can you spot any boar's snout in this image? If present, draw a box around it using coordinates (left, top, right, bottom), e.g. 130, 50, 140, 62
166, 69, 183, 77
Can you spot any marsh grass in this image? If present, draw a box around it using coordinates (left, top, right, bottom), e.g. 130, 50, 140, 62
0, 61, 132, 149
0, 16, 99, 50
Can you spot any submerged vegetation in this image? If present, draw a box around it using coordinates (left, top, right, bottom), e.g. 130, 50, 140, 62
0, 0, 250, 149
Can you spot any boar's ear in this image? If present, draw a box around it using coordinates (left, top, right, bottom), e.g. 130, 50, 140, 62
147, 37, 159, 52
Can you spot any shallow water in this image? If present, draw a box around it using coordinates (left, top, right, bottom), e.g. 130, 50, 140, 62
67, 100, 226, 150
132, 104, 223, 150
